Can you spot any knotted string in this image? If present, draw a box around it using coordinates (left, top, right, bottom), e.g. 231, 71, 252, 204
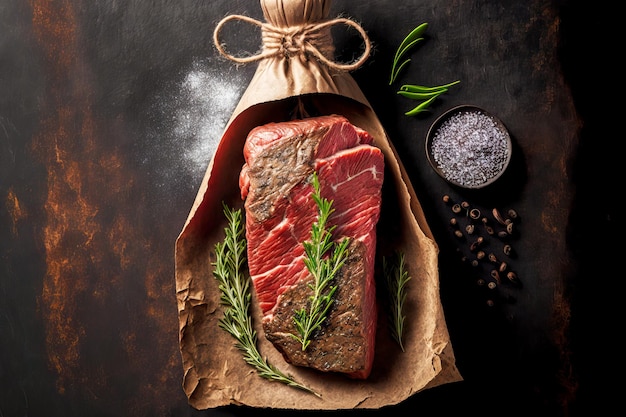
213, 14, 371, 72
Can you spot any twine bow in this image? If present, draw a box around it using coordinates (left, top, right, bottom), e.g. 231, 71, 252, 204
213, 14, 371, 72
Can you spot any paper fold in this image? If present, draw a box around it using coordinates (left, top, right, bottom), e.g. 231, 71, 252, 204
175, 0, 462, 410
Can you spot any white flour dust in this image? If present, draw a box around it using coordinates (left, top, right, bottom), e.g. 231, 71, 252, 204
175, 67, 242, 176
145, 60, 246, 191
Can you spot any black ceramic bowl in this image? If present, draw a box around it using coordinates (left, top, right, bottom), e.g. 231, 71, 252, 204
425, 105, 512, 189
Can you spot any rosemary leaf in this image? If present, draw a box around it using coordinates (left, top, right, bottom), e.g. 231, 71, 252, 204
389, 22, 428, 84
291, 172, 349, 351
393, 22, 428, 62
383, 251, 412, 351
213, 203, 319, 396
396, 37, 424, 62
390, 57, 412, 86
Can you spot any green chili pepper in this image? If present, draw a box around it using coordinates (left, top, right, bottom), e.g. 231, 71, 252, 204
404, 94, 441, 116
397, 89, 447, 100
400, 80, 460, 93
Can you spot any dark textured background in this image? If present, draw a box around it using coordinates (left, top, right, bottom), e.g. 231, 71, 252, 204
0, 0, 612, 416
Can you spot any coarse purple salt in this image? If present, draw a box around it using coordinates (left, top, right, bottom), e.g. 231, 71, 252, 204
429, 109, 510, 188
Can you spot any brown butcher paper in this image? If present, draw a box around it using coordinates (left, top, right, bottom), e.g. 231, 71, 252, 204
175, 0, 462, 410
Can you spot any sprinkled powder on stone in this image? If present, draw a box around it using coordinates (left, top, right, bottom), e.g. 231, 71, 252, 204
143, 59, 245, 191
430, 110, 510, 188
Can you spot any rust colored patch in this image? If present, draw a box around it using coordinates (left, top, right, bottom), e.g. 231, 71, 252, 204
6, 187, 27, 236
30, 0, 76, 80
30, 0, 85, 394
29, 0, 179, 407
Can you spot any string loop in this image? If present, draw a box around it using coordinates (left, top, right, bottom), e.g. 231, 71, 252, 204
213, 14, 371, 72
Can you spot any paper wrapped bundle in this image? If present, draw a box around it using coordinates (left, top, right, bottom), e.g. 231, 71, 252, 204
175, 0, 462, 410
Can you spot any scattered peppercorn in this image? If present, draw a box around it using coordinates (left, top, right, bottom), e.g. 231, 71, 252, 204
506, 271, 520, 286
506, 222, 515, 235
469, 237, 483, 252
492, 207, 507, 225
440, 195, 523, 307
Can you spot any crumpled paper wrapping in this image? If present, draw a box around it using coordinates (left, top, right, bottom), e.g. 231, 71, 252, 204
175, 0, 462, 410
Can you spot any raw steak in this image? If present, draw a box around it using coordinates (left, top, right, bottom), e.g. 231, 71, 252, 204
239, 114, 384, 379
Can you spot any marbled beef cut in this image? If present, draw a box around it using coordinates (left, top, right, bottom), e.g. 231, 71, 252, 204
239, 114, 384, 379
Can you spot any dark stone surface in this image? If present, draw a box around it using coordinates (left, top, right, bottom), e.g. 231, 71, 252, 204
0, 0, 605, 416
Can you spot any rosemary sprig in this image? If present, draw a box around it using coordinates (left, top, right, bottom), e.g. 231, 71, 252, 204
291, 172, 350, 351
213, 203, 318, 396
382, 251, 412, 352
389, 22, 428, 85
